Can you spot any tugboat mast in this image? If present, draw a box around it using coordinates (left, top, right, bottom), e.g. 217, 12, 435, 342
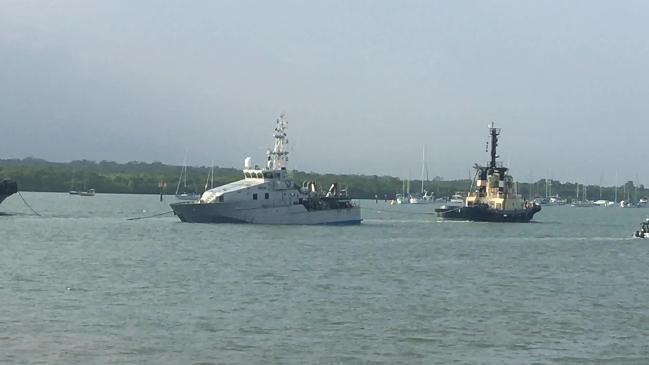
489, 122, 501, 169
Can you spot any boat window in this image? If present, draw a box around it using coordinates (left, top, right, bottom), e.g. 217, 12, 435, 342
253, 193, 258, 200
265, 193, 269, 199
256, 172, 263, 178
264, 172, 273, 179
274, 172, 280, 178
245, 172, 251, 178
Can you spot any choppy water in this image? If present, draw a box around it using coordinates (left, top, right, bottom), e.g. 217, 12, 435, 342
2, 192, 649, 364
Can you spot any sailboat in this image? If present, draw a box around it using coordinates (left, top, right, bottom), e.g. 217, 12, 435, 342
175, 155, 199, 201
70, 176, 95, 196
572, 184, 594, 207
410, 145, 433, 204
79, 188, 95, 196
69, 177, 79, 195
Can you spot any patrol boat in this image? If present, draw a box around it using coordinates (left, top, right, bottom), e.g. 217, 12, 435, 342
435, 123, 541, 222
0, 179, 17, 207
170, 114, 361, 225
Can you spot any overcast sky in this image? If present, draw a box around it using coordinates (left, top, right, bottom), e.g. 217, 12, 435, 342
1, 1, 648, 184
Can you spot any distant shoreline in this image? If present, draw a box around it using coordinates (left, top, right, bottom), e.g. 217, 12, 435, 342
1, 157, 646, 201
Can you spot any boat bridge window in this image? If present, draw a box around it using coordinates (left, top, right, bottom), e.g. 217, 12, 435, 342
274, 172, 280, 178
253, 193, 258, 200
256, 172, 263, 178
265, 193, 269, 199
264, 172, 273, 179
245, 172, 251, 178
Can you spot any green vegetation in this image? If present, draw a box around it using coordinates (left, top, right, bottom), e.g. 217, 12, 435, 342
1, 158, 647, 201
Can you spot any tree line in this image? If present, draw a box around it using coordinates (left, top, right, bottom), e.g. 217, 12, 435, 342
1, 158, 647, 201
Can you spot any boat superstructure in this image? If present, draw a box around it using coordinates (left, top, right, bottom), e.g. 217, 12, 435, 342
170, 114, 361, 225
435, 123, 541, 222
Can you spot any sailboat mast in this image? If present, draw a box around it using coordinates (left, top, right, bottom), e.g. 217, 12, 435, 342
421, 145, 425, 194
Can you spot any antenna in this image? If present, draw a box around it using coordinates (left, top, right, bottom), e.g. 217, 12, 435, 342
266, 112, 289, 170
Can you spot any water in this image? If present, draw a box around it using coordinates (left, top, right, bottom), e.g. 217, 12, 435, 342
2, 193, 649, 364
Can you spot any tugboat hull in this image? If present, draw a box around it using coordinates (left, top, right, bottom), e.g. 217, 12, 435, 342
0, 179, 18, 206
171, 201, 362, 225
435, 204, 541, 223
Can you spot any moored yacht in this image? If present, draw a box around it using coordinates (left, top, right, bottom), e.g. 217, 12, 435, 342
435, 123, 541, 222
170, 114, 361, 225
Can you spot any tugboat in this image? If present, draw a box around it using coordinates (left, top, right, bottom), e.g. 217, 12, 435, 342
170, 114, 361, 225
435, 123, 541, 222
0, 179, 18, 206
633, 219, 649, 238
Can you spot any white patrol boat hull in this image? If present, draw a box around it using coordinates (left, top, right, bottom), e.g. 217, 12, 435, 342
170, 201, 361, 225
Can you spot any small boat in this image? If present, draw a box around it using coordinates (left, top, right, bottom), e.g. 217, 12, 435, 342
79, 189, 95, 196
449, 192, 465, 205
394, 194, 409, 204
633, 219, 649, 238
572, 200, 595, 207
620, 200, 633, 208
409, 194, 425, 204
571, 184, 594, 207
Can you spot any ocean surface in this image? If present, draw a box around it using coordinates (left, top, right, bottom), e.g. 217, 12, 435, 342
2, 192, 649, 364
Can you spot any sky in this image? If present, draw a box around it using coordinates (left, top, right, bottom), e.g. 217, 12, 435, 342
1, 0, 648, 185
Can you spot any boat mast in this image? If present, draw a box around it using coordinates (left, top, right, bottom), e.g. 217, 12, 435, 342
421, 145, 425, 194
267, 113, 289, 170
488, 122, 500, 169
615, 171, 618, 203
204, 162, 215, 191
176, 149, 188, 195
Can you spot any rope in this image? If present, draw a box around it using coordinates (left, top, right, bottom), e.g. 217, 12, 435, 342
127, 210, 174, 221
17, 192, 42, 217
